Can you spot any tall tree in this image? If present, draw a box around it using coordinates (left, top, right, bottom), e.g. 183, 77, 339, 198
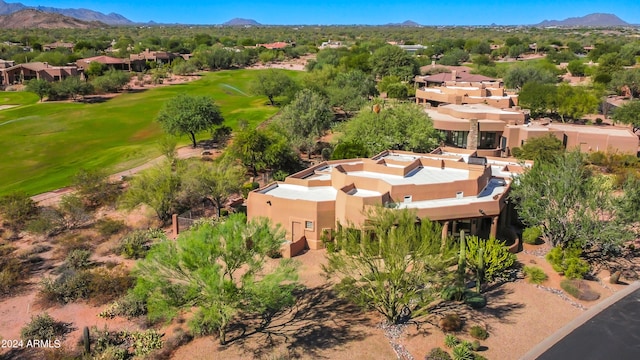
250, 69, 297, 106
181, 157, 246, 217
503, 65, 556, 89
370, 45, 419, 80
133, 214, 298, 344
511, 134, 564, 163
518, 82, 558, 118
612, 99, 640, 132
156, 93, 224, 148
556, 84, 599, 122
324, 208, 455, 324
120, 162, 182, 223
25, 79, 52, 102
278, 89, 334, 158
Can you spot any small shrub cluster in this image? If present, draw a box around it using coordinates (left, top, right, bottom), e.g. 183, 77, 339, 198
469, 325, 489, 340
440, 314, 462, 332
444, 334, 459, 348
40, 266, 133, 305
116, 229, 165, 259
92, 327, 163, 358
95, 218, 127, 237
0, 245, 23, 294
20, 313, 67, 342
64, 249, 92, 270
523, 266, 548, 284
546, 247, 590, 279
99, 292, 148, 319
54, 233, 93, 259
560, 279, 601, 301
522, 226, 543, 245
451, 343, 473, 360
426, 347, 452, 360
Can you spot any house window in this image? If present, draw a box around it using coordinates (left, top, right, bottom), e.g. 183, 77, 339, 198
305, 221, 313, 229
441, 130, 468, 149
479, 132, 496, 149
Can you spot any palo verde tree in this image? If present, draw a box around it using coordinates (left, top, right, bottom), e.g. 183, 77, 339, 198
133, 214, 298, 345
25, 78, 52, 102
250, 69, 297, 106
156, 93, 224, 148
324, 208, 456, 324
612, 100, 640, 132
180, 156, 246, 218
509, 150, 629, 252
277, 88, 334, 158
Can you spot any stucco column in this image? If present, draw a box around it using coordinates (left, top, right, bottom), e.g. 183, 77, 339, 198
441, 221, 450, 250
490, 216, 499, 239
470, 218, 477, 236
467, 119, 479, 150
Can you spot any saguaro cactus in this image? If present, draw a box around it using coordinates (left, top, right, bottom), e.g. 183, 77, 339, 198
83, 326, 90, 354
458, 230, 466, 283
476, 247, 485, 293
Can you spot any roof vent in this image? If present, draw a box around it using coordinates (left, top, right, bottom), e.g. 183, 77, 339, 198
456, 191, 464, 199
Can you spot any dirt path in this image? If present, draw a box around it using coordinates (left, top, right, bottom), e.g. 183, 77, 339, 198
31, 146, 204, 206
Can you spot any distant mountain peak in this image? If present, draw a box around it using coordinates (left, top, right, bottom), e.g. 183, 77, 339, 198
385, 20, 421, 27
223, 18, 261, 26
0, 0, 132, 25
536, 13, 629, 27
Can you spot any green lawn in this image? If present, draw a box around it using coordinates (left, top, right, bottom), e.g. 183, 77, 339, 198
0, 69, 296, 196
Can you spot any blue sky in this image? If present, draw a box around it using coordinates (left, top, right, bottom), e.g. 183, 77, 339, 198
16, 1, 640, 25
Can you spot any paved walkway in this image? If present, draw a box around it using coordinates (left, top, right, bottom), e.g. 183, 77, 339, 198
31, 146, 204, 206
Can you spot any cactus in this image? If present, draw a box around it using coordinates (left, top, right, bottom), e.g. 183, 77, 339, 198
458, 230, 466, 282
476, 247, 485, 293
83, 326, 90, 354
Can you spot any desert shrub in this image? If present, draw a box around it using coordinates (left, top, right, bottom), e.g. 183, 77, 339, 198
54, 233, 93, 259
560, 279, 600, 301
522, 226, 543, 245
546, 247, 590, 279
95, 218, 127, 237
148, 327, 193, 360
442, 285, 466, 301
40, 269, 92, 304
0, 257, 23, 294
92, 327, 162, 358
469, 325, 489, 340
116, 229, 165, 259
241, 182, 260, 198
87, 266, 134, 305
64, 249, 92, 270
471, 340, 481, 351
27, 207, 65, 237
523, 266, 548, 284
473, 354, 487, 360
440, 314, 462, 332
463, 291, 486, 309
452, 344, 474, 360
444, 334, 459, 348
99, 292, 148, 319
20, 313, 67, 342
426, 347, 452, 360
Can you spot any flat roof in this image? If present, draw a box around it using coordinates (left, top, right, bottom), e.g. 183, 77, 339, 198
258, 183, 337, 201
441, 103, 521, 115
347, 188, 382, 197
549, 124, 636, 137
397, 184, 506, 210
346, 166, 469, 186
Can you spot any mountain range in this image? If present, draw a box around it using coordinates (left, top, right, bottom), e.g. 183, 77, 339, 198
535, 13, 629, 27
0, 9, 103, 29
0, 0, 132, 25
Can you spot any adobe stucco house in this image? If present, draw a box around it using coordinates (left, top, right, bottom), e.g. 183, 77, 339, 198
247, 148, 530, 254
417, 81, 639, 156
0, 62, 80, 85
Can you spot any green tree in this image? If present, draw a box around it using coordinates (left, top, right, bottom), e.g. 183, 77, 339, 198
133, 214, 298, 344
229, 128, 271, 175
609, 68, 640, 99
339, 102, 441, 155
504, 65, 557, 89
330, 141, 370, 160
510, 151, 628, 251
120, 162, 182, 223
439, 48, 470, 66
556, 84, 599, 122
156, 93, 224, 148
181, 158, 246, 218
25, 78, 52, 102
567, 60, 587, 77
85, 61, 106, 79
55, 76, 93, 101
324, 208, 455, 324
250, 69, 297, 106
327, 70, 377, 116
72, 169, 119, 208
370, 45, 418, 79
278, 89, 334, 158
511, 134, 564, 163
91, 68, 130, 93
611, 99, 640, 132
518, 82, 558, 118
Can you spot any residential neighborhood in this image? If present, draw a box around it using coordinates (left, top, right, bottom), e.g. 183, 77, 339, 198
1, 3, 640, 360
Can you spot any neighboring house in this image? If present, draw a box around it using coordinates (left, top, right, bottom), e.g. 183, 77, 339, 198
0, 62, 80, 85
129, 49, 180, 71
256, 42, 291, 50
415, 79, 518, 108
415, 69, 499, 87
248, 148, 529, 253
0, 59, 15, 69
42, 41, 74, 52
397, 44, 427, 54
76, 55, 131, 71
319, 40, 343, 49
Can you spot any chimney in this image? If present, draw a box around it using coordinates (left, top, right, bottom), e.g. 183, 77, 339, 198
467, 119, 479, 150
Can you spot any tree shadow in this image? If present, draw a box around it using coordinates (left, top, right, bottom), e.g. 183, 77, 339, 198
225, 284, 372, 358
472, 286, 525, 326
